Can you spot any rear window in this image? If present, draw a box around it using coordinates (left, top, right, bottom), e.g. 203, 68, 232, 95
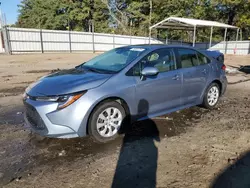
178, 48, 210, 68
197, 52, 210, 65
178, 49, 199, 68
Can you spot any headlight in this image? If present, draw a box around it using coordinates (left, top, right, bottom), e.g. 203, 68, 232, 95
35, 96, 60, 102
57, 93, 84, 109
35, 91, 86, 109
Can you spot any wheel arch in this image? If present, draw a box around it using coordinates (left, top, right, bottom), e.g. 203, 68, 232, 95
200, 79, 223, 103
211, 79, 222, 96
86, 96, 131, 135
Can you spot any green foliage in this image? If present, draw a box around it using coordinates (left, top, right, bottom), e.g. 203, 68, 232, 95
17, 0, 68, 30
17, 0, 109, 31
16, 0, 250, 40
93, 0, 111, 33
212, 0, 250, 39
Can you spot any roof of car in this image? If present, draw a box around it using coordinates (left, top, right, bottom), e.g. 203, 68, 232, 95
126, 44, 195, 50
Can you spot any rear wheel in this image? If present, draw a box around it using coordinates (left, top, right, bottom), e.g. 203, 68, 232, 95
88, 101, 126, 143
202, 83, 220, 109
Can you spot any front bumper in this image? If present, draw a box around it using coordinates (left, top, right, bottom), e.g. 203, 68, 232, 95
23, 93, 94, 138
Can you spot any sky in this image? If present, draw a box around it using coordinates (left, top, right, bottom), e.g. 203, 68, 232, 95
1, 0, 21, 24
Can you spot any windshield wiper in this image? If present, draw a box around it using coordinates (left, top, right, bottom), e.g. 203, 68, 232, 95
85, 67, 103, 73
75, 62, 86, 69
76, 65, 100, 73
80, 65, 116, 74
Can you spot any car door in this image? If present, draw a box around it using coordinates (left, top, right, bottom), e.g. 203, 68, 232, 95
129, 48, 182, 117
176, 48, 210, 105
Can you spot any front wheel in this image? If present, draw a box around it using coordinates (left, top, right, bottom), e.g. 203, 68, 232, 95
88, 101, 126, 143
202, 83, 220, 109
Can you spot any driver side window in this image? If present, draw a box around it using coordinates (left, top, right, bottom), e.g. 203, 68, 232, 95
148, 53, 160, 62
127, 48, 176, 76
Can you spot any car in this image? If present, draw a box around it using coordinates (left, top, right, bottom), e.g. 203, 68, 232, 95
23, 45, 227, 143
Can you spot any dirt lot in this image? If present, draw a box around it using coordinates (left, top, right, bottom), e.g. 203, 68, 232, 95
0, 54, 250, 188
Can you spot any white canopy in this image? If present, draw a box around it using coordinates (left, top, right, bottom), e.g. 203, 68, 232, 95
149, 17, 240, 47
150, 17, 238, 30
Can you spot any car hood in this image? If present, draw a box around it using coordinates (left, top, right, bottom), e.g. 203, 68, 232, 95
26, 68, 113, 96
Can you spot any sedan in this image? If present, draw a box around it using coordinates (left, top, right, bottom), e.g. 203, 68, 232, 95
23, 45, 227, 142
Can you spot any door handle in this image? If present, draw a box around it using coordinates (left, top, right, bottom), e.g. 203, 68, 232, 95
172, 75, 180, 80
202, 69, 207, 74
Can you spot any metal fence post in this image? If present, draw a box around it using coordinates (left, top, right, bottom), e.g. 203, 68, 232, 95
6, 27, 12, 55
0, 31, 3, 52
69, 31, 72, 53
40, 29, 44, 53
234, 28, 239, 55
92, 32, 95, 53
1, 27, 9, 54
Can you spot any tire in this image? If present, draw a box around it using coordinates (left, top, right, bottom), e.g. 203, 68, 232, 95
88, 101, 126, 143
202, 83, 220, 109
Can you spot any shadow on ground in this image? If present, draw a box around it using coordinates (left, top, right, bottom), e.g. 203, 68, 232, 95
111, 99, 205, 188
211, 151, 250, 188
239, 66, 250, 74
112, 99, 160, 188
228, 65, 250, 74
0, 103, 205, 186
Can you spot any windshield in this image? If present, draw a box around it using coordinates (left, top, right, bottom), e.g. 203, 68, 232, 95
82, 47, 146, 73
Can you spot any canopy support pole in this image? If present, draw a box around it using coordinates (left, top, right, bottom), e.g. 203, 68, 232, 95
192, 25, 196, 47
224, 28, 227, 54
236, 28, 239, 41
209, 26, 213, 48
149, 28, 152, 44
166, 31, 168, 44
181, 31, 183, 45
224, 28, 227, 41
240, 29, 243, 41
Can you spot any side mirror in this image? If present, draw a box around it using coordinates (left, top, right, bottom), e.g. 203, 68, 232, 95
141, 67, 159, 77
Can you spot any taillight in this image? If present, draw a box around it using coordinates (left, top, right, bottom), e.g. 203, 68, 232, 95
222, 65, 226, 71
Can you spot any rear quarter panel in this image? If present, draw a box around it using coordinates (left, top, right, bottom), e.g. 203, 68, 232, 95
199, 59, 226, 103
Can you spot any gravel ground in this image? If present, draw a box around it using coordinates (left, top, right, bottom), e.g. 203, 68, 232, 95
0, 54, 250, 188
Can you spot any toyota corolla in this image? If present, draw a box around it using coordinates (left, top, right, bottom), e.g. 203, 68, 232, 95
23, 45, 227, 142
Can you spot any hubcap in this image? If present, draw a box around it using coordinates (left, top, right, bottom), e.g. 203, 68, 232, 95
207, 86, 219, 106
96, 107, 123, 138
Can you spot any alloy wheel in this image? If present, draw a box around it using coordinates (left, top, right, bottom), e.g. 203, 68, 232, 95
96, 107, 123, 137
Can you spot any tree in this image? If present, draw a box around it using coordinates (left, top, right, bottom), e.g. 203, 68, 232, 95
17, 0, 69, 30
16, 0, 110, 32
93, 0, 111, 33
212, 0, 250, 39
16, 0, 250, 39
62, 0, 91, 31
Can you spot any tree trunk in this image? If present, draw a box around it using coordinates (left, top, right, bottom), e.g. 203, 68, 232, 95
227, 6, 237, 40
89, 0, 95, 32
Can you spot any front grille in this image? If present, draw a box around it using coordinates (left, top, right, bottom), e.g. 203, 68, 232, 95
24, 103, 46, 130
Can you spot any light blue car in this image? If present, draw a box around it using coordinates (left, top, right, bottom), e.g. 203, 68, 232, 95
23, 45, 227, 142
